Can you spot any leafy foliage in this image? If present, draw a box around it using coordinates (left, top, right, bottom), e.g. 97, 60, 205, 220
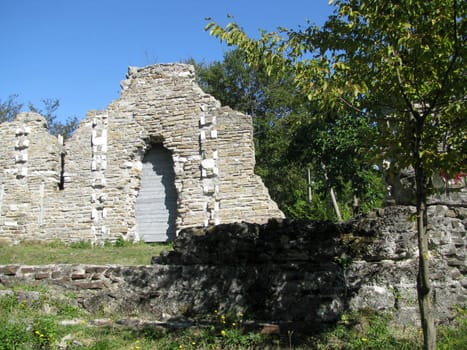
193, 50, 385, 220
28, 98, 79, 139
0, 95, 79, 139
0, 94, 23, 123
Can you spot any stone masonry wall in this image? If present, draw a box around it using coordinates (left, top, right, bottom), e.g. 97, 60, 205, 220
0, 205, 465, 331
0, 113, 63, 241
0, 64, 283, 244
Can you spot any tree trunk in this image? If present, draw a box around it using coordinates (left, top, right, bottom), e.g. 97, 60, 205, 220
329, 187, 343, 222
414, 162, 437, 350
321, 162, 343, 222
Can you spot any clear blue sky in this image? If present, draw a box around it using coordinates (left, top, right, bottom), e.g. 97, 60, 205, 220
1, 0, 333, 122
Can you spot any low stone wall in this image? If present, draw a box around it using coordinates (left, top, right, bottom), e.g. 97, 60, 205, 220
0, 205, 465, 331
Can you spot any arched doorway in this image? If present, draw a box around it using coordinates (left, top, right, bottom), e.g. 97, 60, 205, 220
136, 144, 177, 242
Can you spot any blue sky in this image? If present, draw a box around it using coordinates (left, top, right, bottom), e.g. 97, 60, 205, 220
1, 1, 333, 122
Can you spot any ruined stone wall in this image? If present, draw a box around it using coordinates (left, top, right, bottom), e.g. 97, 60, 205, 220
0, 205, 465, 329
0, 64, 283, 244
0, 113, 63, 241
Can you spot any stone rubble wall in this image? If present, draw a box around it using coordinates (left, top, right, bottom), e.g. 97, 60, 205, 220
0, 113, 64, 241
0, 64, 283, 244
0, 205, 464, 330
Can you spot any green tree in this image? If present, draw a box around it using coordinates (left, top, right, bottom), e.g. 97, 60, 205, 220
0, 94, 23, 123
206, 1, 466, 348
1, 96, 79, 139
191, 52, 320, 218
192, 51, 384, 220
28, 98, 79, 139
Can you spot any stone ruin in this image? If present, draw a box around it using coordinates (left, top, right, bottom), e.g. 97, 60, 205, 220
0, 64, 283, 244
0, 64, 465, 333
0, 205, 465, 331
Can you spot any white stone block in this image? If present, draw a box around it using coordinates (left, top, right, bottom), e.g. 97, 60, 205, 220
15, 153, 28, 163
93, 137, 104, 146
188, 155, 202, 161
210, 130, 217, 138
200, 130, 206, 141
178, 71, 191, 78
203, 185, 214, 194
8, 204, 19, 211
4, 220, 18, 226
201, 158, 215, 169
15, 139, 29, 149
19, 167, 28, 177
213, 150, 218, 159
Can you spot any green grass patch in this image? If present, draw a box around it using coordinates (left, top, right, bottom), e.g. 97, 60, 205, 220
0, 291, 269, 350
309, 308, 467, 350
0, 289, 466, 349
0, 240, 171, 265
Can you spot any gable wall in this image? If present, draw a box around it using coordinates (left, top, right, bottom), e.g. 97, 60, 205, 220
0, 64, 283, 244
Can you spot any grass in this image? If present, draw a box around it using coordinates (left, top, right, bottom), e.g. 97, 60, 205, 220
0, 240, 171, 265
309, 307, 467, 350
0, 289, 269, 350
0, 286, 466, 350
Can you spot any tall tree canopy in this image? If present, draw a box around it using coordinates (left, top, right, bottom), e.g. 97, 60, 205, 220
192, 50, 384, 220
206, 1, 466, 348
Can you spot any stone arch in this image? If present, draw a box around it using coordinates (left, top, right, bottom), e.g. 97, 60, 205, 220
136, 143, 177, 242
